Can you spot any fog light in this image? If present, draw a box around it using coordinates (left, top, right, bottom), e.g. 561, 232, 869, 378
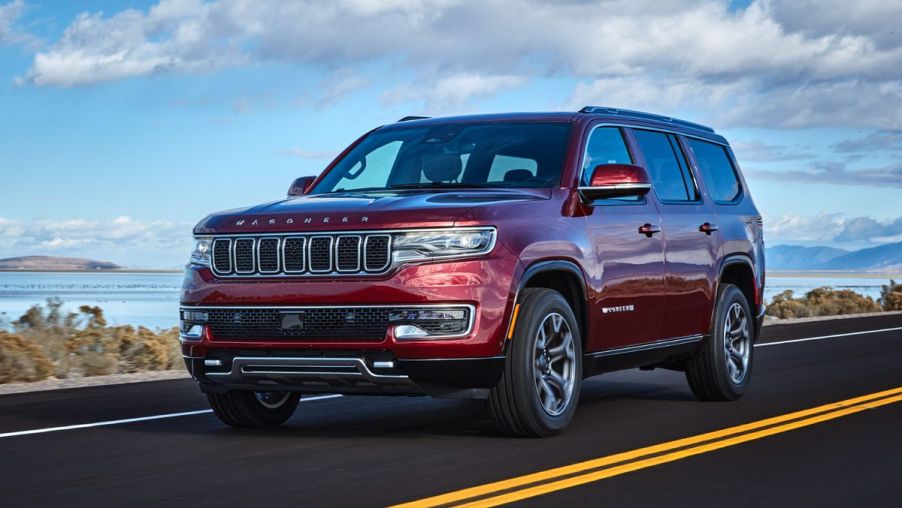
180, 324, 205, 340
390, 306, 472, 340
394, 324, 430, 339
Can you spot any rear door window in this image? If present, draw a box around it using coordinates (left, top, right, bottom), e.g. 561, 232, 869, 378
686, 139, 742, 203
632, 130, 698, 202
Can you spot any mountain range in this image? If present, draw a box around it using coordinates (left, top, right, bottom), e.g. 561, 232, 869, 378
767, 242, 902, 272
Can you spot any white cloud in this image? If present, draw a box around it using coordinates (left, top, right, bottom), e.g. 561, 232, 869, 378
382, 73, 525, 112
764, 212, 902, 246
16, 0, 902, 128
0, 0, 39, 48
0, 216, 194, 267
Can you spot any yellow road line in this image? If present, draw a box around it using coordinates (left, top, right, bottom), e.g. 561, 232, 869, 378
459, 393, 902, 507
392, 386, 902, 508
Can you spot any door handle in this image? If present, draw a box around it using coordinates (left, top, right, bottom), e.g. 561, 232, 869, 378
639, 223, 661, 237
699, 222, 719, 235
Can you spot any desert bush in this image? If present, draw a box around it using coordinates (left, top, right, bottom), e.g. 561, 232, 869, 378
879, 280, 902, 311
2, 299, 181, 384
767, 287, 882, 319
0, 331, 55, 383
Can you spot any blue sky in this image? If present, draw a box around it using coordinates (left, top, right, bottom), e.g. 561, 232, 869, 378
1, 0, 900, 268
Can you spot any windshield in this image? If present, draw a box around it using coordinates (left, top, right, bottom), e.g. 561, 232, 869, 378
311, 122, 571, 193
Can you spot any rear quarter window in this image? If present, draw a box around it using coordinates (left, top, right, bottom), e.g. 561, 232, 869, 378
686, 139, 742, 203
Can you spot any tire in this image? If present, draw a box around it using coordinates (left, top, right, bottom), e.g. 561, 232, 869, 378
686, 283, 754, 401
207, 390, 300, 428
489, 288, 583, 437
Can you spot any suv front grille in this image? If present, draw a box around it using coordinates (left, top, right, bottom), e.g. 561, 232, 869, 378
210, 233, 392, 277
183, 305, 472, 341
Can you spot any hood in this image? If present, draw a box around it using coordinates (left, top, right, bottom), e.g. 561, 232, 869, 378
194, 188, 551, 234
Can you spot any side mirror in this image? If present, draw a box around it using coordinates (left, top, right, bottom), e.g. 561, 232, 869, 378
578, 164, 651, 202
287, 176, 317, 196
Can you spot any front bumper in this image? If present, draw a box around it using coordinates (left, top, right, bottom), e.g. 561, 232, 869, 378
180, 250, 520, 393
184, 351, 505, 397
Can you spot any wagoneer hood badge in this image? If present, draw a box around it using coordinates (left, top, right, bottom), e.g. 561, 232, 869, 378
193, 189, 549, 235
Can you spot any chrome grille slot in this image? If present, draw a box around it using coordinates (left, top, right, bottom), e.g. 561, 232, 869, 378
336, 236, 361, 272
212, 239, 232, 274
257, 238, 280, 273
208, 232, 393, 277
234, 238, 255, 273
282, 237, 305, 273
309, 236, 333, 272
364, 235, 391, 272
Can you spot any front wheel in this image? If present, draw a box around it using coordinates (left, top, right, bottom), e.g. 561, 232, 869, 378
686, 283, 754, 401
207, 390, 300, 427
489, 288, 582, 437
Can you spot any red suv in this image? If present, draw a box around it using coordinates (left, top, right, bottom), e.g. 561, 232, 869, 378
181, 107, 765, 436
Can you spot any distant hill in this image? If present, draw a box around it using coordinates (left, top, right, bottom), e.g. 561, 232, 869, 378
767, 242, 902, 272
0, 256, 122, 271
819, 243, 902, 272
766, 245, 849, 270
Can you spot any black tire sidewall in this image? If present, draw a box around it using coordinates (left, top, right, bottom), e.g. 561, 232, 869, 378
709, 285, 754, 398
509, 289, 583, 435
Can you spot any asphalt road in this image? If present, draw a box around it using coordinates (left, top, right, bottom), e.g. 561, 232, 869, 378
1, 314, 900, 507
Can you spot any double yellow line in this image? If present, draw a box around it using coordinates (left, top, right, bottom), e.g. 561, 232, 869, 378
393, 386, 902, 508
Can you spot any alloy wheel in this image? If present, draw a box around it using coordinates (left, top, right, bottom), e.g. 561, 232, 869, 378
723, 302, 751, 384
533, 312, 577, 416
255, 391, 292, 409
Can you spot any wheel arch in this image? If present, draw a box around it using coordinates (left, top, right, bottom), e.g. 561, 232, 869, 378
716, 254, 760, 339
513, 260, 590, 349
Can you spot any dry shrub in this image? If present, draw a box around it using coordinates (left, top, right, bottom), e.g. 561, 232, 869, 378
880, 280, 902, 311
767, 287, 882, 319
0, 331, 55, 383
2, 299, 182, 383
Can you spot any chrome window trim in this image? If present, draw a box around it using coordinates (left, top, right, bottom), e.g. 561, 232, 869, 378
179, 303, 477, 340
307, 235, 334, 273
211, 238, 232, 274
335, 235, 362, 273
578, 121, 728, 190
364, 234, 392, 272
232, 238, 256, 274
281, 236, 306, 273
256, 237, 282, 274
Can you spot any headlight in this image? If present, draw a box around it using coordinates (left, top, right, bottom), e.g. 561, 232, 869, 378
392, 228, 495, 262
190, 237, 213, 266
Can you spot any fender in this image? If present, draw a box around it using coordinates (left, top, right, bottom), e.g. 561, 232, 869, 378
714, 252, 763, 340
503, 259, 590, 351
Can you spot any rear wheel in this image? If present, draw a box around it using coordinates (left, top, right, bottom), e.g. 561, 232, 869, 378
686, 283, 754, 401
489, 288, 582, 437
207, 390, 299, 427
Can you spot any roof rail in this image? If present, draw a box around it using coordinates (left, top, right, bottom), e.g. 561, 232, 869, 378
397, 116, 430, 122
579, 106, 714, 133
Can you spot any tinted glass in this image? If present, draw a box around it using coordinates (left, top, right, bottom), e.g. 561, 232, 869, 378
312, 122, 571, 193
687, 139, 741, 202
581, 127, 632, 185
633, 130, 698, 202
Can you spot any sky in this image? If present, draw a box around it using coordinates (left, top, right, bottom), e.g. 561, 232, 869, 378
0, 0, 900, 268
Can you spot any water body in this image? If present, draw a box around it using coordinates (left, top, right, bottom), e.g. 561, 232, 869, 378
0, 271, 894, 330
0, 271, 183, 330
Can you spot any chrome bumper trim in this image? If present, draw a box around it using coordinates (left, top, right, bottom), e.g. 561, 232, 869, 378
205, 356, 414, 386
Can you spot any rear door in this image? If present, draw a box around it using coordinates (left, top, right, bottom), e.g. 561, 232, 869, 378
628, 129, 717, 339
583, 125, 666, 349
